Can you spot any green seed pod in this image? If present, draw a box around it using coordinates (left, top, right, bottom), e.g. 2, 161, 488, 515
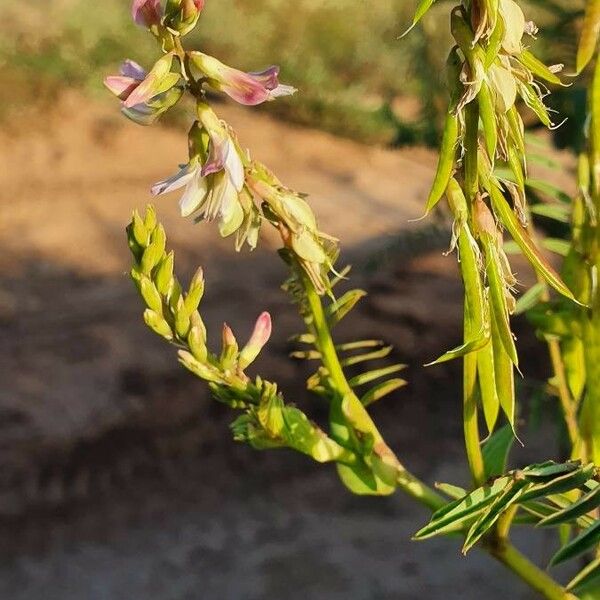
424, 112, 459, 214
478, 82, 498, 160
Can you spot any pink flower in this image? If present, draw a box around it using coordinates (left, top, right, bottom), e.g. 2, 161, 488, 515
189, 52, 296, 106
132, 0, 163, 28
151, 103, 245, 225
104, 60, 146, 101
105, 55, 183, 125
239, 312, 272, 369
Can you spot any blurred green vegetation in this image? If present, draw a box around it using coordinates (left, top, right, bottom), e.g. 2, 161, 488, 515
0, 0, 588, 147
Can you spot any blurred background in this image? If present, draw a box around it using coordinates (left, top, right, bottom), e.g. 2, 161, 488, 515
0, 1, 588, 598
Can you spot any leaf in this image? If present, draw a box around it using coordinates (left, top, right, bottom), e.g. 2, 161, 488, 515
341, 345, 392, 367
576, 0, 600, 74
414, 476, 511, 540
522, 461, 581, 481
463, 480, 528, 553
326, 289, 367, 327
538, 483, 600, 527
425, 329, 489, 365
348, 364, 406, 388
542, 238, 571, 257
521, 463, 596, 503
399, 0, 437, 38
336, 340, 384, 351
515, 282, 545, 315
361, 378, 407, 407
525, 178, 571, 204
483, 425, 515, 479
483, 173, 577, 302
435, 482, 467, 500
530, 204, 570, 223
336, 461, 395, 496
550, 518, 600, 566
568, 557, 600, 592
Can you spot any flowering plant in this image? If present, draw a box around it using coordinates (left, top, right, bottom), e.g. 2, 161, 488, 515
107, 1, 600, 597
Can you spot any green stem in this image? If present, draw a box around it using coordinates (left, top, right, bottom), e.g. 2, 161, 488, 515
488, 541, 577, 600
304, 280, 444, 511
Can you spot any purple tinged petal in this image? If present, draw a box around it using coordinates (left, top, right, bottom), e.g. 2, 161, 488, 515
220, 73, 270, 106
151, 164, 196, 196
104, 76, 140, 100
132, 0, 163, 27
120, 59, 146, 80
248, 66, 280, 90
201, 137, 227, 177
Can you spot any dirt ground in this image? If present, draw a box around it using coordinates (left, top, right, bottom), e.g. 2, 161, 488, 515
0, 93, 575, 599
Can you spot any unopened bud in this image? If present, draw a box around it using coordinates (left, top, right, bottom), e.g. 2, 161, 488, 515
238, 312, 272, 370
132, 0, 163, 29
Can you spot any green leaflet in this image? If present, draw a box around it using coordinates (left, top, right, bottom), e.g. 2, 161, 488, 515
530, 204, 570, 223
481, 167, 577, 302
538, 483, 600, 527
414, 476, 511, 540
436, 482, 467, 500
281, 407, 348, 463
425, 328, 489, 365
462, 479, 528, 553
348, 364, 406, 388
567, 557, 600, 592
542, 238, 571, 257
515, 282, 545, 315
399, 0, 437, 38
336, 461, 396, 496
522, 461, 581, 480
326, 289, 367, 327
482, 424, 515, 479
576, 0, 600, 74
340, 345, 392, 367
520, 463, 596, 503
525, 178, 571, 204
550, 517, 600, 566
360, 378, 407, 407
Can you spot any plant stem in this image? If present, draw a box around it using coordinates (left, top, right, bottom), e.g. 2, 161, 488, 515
546, 336, 585, 459
303, 280, 445, 511
488, 541, 577, 600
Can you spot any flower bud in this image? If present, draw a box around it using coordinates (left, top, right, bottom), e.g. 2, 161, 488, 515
165, 0, 205, 36
239, 312, 272, 370
132, 0, 163, 29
